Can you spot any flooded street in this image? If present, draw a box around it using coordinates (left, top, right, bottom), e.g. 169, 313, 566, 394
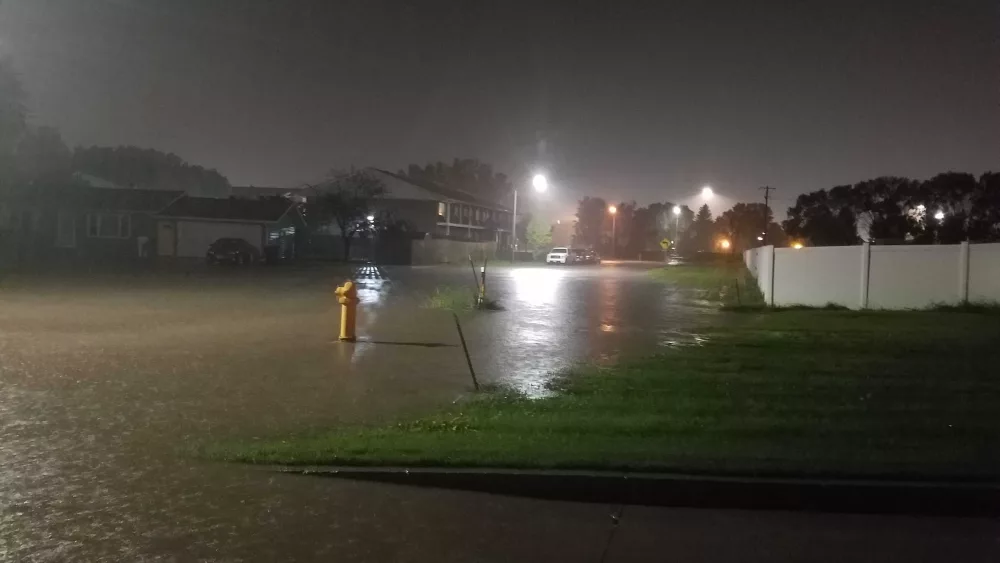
0, 262, 711, 561
1, 263, 993, 561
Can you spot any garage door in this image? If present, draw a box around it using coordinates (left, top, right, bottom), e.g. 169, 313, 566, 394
175, 221, 262, 258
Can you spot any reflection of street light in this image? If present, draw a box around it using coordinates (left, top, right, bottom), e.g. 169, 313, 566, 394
512, 173, 549, 252
934, 210, 945, 221
701, 186, 714, 199
608, 205, 618, 259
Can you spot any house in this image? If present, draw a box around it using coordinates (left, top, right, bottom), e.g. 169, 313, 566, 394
154, 196, 305, 261
0, 184, 183, 266
366, 168, 513, 245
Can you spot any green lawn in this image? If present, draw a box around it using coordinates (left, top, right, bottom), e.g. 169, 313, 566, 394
207, 308, 1000, 479
649, 262, 764, 305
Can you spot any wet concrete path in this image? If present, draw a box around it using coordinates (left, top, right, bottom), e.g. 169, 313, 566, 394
0, 263, 995, 561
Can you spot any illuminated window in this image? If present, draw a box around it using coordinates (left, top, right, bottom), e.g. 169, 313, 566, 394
438, 202, 447, 218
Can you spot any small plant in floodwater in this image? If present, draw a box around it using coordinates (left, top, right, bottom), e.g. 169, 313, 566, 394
424, 287, 475, 310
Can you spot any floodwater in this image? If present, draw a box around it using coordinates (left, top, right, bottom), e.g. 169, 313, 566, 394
2, 263, 991, 562
0, 262, 712, 561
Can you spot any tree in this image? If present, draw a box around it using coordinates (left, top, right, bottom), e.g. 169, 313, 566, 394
401, 158, 512, 202
573, 196, 607, 248
313, 169, 387, 261
525, 215, 552, 251
689, 204, 716, 252
851, 176, 918, 242
783, 188, 860, 246
0, 58, 27, 185
71, 146, 231, 196
715, 202, 775, 253
15, 126, 71, 184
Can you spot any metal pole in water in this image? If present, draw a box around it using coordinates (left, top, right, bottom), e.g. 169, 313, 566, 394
452, 312, 479, 391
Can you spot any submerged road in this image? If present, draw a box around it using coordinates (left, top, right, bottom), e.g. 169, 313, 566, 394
0, 262, 995, 561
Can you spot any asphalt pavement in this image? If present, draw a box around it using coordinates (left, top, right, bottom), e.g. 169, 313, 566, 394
0, 262, 996, 562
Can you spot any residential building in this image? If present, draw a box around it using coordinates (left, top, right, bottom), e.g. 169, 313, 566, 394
367, 168, 513, 245
155, 196, 305, 262
0, 184, 183, 266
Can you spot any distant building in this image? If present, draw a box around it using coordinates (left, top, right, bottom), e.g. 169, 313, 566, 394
155, 196, 305, 262
366, 168, 513, 245
0, 184, 184, 266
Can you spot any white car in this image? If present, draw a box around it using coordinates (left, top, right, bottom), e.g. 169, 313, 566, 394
546, 247, 570, 264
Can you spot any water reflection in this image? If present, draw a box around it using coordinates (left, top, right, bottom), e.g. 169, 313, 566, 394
510, 268, 565, 306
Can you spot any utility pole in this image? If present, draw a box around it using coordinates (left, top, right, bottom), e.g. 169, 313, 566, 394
759, 186, 776, 246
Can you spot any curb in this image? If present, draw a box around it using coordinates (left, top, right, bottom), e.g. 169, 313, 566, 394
268, 466, 1000, 517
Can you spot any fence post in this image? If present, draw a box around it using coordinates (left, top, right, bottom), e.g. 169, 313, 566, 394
767, 246, 776, 307
860, 242, 871, 309
959, 241, 970, 304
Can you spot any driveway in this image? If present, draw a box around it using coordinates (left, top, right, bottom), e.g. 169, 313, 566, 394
0, 263, 994, 561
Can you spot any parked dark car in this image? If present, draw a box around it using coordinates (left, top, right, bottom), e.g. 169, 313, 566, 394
582, 249, 601, 264
206, 238, 260, 265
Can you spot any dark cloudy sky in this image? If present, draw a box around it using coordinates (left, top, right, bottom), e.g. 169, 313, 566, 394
0, 0, 997, 216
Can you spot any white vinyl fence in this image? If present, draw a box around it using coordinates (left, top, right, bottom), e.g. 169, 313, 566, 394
744, 242, 1000, 309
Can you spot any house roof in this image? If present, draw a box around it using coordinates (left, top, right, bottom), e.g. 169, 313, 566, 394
230, 185, 309, 199
3, 184, 183, 212
368, 168, 511, 212
157, 196, 296, 223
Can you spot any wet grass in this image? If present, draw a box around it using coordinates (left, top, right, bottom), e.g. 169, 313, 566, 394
423, 286, 476, 310
208, 309, 1000, 479
649, 263, 764, 306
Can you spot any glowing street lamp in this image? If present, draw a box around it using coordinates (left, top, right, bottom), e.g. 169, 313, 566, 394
791, 242, 804, 249
934, 210, 945, 221
719, 239, 731, 250
701, 186, 714, 199
512, 173, 549, 252
672, 205, 682, 246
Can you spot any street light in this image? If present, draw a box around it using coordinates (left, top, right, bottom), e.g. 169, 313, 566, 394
672, 205, 681, 248
512, 173, 549, 252
532, 174, 548, 193
719, 239, 731, 250
934, 210, 945, 221
608, 205, 618, 259
701, 186, 714, 199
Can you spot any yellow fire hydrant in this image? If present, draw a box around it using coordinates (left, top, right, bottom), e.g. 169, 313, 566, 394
334, 280, 358, 341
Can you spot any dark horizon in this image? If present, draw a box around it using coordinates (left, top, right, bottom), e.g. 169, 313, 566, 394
1, 0, 997, 217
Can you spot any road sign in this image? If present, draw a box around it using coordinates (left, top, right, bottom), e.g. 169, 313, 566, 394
659, 238, 671, 250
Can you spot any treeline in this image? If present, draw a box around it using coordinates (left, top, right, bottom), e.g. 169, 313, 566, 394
1, 58, 230, 196
572, 198, 782, 256
783, 172, 1000, 245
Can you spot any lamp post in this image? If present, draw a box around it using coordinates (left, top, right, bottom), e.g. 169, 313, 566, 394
608, 205, 618, 258
672, 205, 681, 247
512, 174, 548, 254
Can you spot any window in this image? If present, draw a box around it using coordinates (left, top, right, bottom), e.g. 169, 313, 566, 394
437, 202, 447, 220
87, 213, 131, 239
56, 211, 76, 248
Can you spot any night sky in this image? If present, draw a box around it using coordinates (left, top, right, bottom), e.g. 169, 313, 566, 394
1, 0, 997, 217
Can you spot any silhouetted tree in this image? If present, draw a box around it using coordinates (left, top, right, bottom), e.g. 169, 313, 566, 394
574, 196, 608, 248
313, 169, 387, 261
401, 158, 512, 202
0, 58, 27, 185
15, 126, 71, 183
715, 202, 775, 253
72, 146, 231, 196
690, 204, 716, 252
783, 188, 860, 246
